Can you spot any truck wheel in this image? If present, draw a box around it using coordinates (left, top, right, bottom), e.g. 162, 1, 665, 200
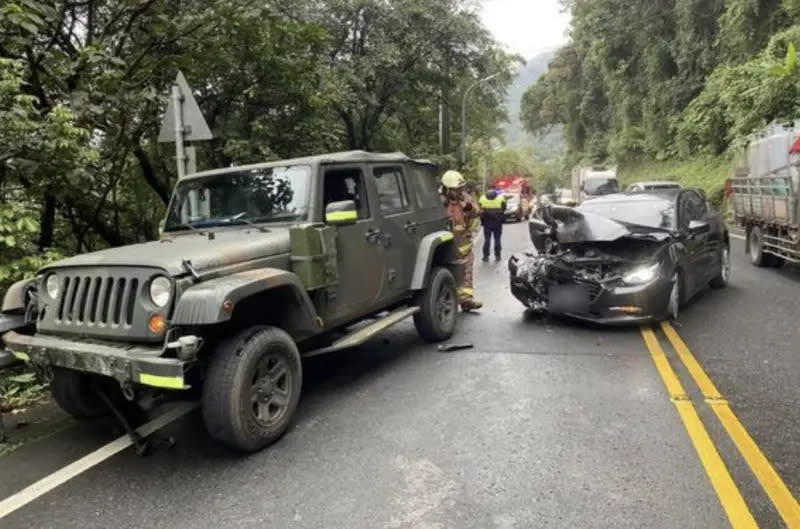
50, 368, 108, 418
770, 256, 785, 268
202, 326, 302, 452
710, 244, 731, 289
414, 267, 458, 343
748, 227, 772, 267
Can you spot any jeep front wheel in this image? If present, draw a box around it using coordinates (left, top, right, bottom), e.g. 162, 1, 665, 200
202, 326, 302, 452
50, 368, 108, 418
414, 266, 458, 343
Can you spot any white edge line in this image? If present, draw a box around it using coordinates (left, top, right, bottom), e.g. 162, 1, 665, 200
0, 402, 198, 520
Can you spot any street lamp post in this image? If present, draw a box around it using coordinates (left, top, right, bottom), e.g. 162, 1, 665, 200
460, 72, 500, 168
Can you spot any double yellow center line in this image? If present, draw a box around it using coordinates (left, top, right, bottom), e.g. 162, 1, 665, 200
641, 322, 800, 529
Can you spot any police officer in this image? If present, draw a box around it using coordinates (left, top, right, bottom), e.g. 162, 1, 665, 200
478, 188, 507, 262
441, 170, 483, 311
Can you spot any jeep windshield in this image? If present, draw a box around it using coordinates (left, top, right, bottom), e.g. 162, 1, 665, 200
164, 165, 311, 231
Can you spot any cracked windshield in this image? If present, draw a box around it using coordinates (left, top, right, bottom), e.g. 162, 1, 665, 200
1, 0, 798, 528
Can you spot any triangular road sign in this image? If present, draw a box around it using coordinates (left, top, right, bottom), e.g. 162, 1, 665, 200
158, 71, 213, 143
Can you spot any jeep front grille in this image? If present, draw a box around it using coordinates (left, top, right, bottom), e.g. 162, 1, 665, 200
38, 267, 169, 343
57, 276, 139, 326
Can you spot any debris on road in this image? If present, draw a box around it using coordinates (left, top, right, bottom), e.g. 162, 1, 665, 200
436, 343, 474, 352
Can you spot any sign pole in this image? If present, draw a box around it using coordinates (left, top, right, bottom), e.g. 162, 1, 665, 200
171, 84, 186, 180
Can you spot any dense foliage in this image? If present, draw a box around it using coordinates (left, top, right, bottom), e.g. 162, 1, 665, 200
521, 0, 800, 164
0, 0, 515, 290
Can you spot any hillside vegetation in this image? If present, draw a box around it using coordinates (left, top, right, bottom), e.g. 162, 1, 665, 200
520, 0, 800, 195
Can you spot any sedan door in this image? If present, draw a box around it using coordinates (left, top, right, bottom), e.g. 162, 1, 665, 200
677, 191, 714, 295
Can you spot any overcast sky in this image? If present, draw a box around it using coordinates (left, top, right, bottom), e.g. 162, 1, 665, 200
480, 0, 571, 59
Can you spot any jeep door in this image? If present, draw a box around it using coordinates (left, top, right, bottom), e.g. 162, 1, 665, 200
321, 165, 384, 322
370, 164, 417, 301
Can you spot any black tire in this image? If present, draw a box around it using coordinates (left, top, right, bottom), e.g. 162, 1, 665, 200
770, 256, 785, 268
414, 267, 458, 343
50, 368, 108, 418
202, 326, 302, 452
710, 244, 731, 289
749, 226, 772, 267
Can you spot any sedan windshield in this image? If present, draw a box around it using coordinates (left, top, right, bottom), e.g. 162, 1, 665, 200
578, 198, 675, 230
164, 165, 311, 231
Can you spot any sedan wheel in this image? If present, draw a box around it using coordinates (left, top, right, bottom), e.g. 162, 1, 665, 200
710, 245, 730, 289
667, 273, 681, 320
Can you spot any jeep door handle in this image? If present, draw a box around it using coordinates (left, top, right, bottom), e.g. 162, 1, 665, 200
404, 221, 418, 234
365, 228, 381, 244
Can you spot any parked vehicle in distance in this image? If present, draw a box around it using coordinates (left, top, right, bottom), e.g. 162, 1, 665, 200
628, 181, 682, 192
571, 166, 619, 204
509, 189, 730, 324
555, 188, 577, 206
503, 193, 531, 222
731, 125, 800, 267
0, 151, 460, 452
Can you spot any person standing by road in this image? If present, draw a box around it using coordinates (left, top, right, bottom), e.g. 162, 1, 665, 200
441, 170, 483, 312
478, 188, 506, 262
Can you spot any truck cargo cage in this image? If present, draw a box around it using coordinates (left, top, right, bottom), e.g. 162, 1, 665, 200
731, 163, 800, 263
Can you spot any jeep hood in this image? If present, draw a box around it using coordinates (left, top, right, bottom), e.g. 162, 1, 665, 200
41, 229, 291, 276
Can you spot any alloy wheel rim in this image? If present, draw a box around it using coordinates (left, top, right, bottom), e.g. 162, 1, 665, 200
669, 275, 680, 319
250, 354, 291, 427
721, 247, 731, 282
436, 282, 456, 328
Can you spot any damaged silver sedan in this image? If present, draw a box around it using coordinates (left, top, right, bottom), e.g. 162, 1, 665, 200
508, 190, 730, 324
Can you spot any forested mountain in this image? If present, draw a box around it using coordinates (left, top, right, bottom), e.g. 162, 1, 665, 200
521, 0, 800, 164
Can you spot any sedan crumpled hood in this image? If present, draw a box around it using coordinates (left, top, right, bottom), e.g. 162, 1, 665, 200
41, 229, 291, 276
541, 205, 671, 244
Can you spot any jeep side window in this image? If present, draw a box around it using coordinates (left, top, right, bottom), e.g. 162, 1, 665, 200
409, 165, 441, 209
323, 168, 370, 219
373, 166, 409, 215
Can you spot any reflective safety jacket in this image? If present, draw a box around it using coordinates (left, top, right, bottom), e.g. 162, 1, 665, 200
444, 192, 481, 258
479, 191, 506, 228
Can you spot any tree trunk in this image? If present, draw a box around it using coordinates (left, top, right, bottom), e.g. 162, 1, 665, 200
134, 147, 170, 205
37, 190, 56, 251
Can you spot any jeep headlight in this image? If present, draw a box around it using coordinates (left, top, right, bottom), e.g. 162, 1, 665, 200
45, 274, 60, 299
622, 263, 660, 285
149, 276, 172, 308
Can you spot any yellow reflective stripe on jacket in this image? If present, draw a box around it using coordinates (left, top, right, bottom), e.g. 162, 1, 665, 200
458, 243, 473, 256
479, 195, 505, 210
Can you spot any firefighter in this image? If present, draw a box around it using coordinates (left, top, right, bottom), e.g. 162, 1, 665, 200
441, 170, 483, 311
478, 188, 507, 262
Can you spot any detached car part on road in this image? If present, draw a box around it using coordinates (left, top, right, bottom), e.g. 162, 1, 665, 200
509, 190, 730, 324
0, 151, 461, 452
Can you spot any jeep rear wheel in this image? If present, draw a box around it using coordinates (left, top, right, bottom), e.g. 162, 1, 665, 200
414, 267, 458, 343
50, 368, 108, 419
202, 326, 302, 452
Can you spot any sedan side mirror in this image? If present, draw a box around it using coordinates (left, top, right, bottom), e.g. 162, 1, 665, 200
325, 200, 358, 226
688, 220, 710, 235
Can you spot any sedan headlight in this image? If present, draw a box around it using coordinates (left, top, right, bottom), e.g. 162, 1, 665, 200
622, 263, 660, 285
149, 276, 172, 308
45, 275, 60, 299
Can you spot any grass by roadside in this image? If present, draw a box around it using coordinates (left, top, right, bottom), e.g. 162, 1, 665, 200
0, 366, 49, 412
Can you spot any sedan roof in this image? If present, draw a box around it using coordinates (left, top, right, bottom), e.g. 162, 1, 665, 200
585, 190, 681, 204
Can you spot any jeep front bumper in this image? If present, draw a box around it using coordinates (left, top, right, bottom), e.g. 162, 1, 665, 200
2, 331, 190, 390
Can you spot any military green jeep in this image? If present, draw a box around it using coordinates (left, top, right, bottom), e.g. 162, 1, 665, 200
1, 151, 459, 452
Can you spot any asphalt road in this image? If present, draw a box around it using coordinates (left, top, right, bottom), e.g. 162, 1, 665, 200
1, 223, 797, 529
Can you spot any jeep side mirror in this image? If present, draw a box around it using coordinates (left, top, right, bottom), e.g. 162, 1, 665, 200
325, 200, 358, 226
688, 219, 709, 235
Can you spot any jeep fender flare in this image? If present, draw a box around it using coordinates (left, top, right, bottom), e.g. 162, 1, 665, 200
172, 269, 321, 333
410, 231, 457, 290
2, 278, 33, 314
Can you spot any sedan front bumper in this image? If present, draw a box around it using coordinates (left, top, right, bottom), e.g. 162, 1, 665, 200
3, 331, 190, 390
